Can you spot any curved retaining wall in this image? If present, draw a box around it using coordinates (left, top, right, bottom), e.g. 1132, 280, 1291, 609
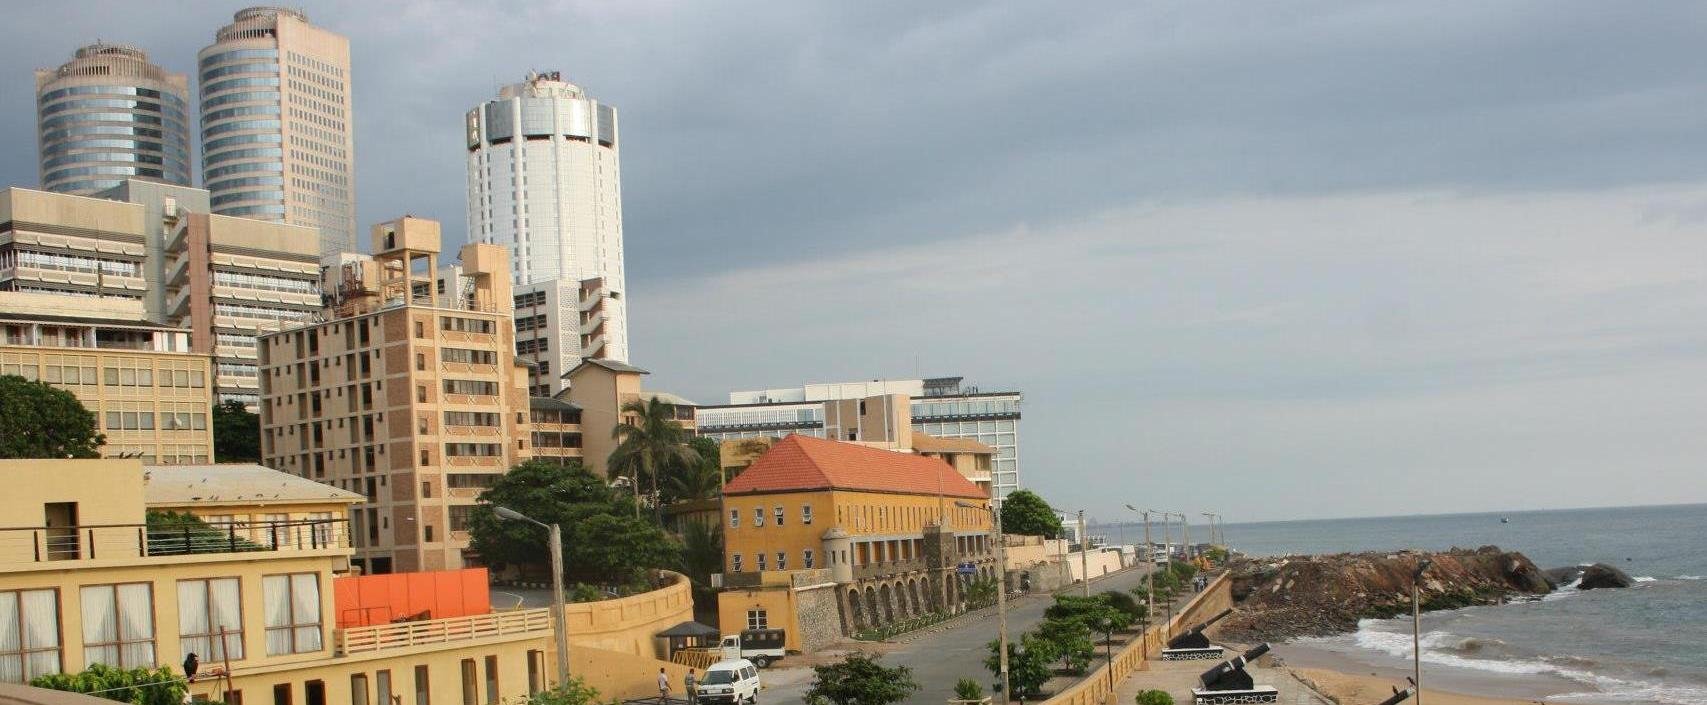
564, 570, 696, 659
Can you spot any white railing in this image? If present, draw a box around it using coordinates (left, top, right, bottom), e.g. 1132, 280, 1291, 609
335, 607, 552, 655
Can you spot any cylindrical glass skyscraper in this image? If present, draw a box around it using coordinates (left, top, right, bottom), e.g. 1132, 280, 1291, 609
35, 44, 191, 195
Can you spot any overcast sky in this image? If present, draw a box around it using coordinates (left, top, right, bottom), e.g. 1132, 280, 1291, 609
7, 2, 1707, 523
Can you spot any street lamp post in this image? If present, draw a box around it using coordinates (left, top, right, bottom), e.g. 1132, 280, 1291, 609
495, 506, 570, 688
959, 500, 1008, 701
1078, 509, 1090, 597
1098, 617, 1114, 700
1125, 505, 1153, 628
1412, 559, 1432, 705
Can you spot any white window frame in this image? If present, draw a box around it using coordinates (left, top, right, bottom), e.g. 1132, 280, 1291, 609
773, 506, 784, 526
745, 610, 767, 630
729, 509, 739, 529
802, 505, 813, 525
0, 589, 61, 683
177, 577, 245, 662
803, 550, 815, 569
753, 507, 764, 527
79, 583, 155, 669
263, 572, 323, 655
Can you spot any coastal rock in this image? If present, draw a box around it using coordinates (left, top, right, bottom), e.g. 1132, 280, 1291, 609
1543, 566, 1584, 588
1577, 563, 1634, 590
1218, 547, 1551, 642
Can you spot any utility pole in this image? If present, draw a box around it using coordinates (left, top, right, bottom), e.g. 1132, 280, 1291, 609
1078, 509, 1090, 597
1181, 512, 1192, 562
1127, 505, 1153, 630
497, 507, 570, 687
961, 501, 1009, 700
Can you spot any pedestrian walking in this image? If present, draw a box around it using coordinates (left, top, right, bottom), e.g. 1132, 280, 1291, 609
657, 667, 671, 704
684, 668, 698, 703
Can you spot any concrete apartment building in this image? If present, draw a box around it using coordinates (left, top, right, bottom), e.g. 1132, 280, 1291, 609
36, 43, 191, 195
0, 184, 321, 406
199, 7, 356, 256
699, 376, 1022, 496
0, 292, 213, 463
466, 72, 631, 394
258, 217, 530, 574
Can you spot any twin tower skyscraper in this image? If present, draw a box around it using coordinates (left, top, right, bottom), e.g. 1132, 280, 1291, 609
34, 8, 630, 381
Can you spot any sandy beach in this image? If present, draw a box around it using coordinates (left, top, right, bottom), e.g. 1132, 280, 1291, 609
1276, 642, 1622, 705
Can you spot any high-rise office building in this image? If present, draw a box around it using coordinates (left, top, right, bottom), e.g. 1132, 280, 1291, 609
36, 44, 191, 195
198, 7, 355, 257
466, 72, 629, 393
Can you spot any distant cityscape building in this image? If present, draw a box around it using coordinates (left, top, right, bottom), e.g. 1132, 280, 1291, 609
35, 43, 191, 195
199, 7, 355, 257
465, 71, 630, 391
0, 184, 320, 406
0, 291, 213, 463
260, 217, 529, 574
698, 377, 1025, 497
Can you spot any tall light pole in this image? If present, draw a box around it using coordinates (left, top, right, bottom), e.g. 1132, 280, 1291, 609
496, 506, 570, 688
1202, 513, 1219, 547
1412, 559, 1431, 705
1125, 505, 1153, 628
1078, 510, 1090, 597
958, 500, 1008, 701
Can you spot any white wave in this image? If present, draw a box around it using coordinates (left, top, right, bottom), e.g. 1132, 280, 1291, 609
1544, 577, 1583, 601
1674, 575, 1704, 581
1633, 576, 1657, 583
1345, 622, 1707, 705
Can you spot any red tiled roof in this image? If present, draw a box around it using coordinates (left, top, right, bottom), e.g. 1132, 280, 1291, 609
724, 435, 987, 499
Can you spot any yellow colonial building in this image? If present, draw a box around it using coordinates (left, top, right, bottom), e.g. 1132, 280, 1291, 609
0, 459, 698, 704
717, 435, 997, 650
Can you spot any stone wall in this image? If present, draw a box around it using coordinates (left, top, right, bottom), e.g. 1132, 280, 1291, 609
794, 583, 843, 652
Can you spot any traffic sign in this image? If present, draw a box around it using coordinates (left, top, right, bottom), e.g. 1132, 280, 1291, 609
956, 562, 977, 575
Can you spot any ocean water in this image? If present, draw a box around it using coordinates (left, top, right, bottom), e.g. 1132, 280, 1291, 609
1100, 503, 1707, 705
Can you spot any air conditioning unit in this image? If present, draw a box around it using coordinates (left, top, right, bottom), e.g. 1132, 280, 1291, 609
710, 573, 724, 588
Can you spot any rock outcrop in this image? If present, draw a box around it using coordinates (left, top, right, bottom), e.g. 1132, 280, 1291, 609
1542, 566, 1584, 588
1217, 546, 1551, 642
1577, 563, 1634, 590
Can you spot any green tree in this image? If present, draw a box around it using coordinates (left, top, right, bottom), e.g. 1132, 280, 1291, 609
678, 518, 724, 608
1045, 594, 1132, 632
1169, 559, 1198, 581
1035, 616, 1096, 674
467, 460, 680, 587
999, 490, 1062, 538
966, 577, 999, 605
1100, 590, 1147, 627
986, 632, 1057, 697
211, 399, 260, 463
954, 678, 984, 701
0, 374, 104, 458
32, 664, 184, 705
1135, 689, 1175, 705
662, 436, 724, 503
526, 676, 601, 705
806, 653, 920, 705
609, 397, 699, 520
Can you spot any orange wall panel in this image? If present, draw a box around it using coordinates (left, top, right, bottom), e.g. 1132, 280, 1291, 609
333, 567, 491, 627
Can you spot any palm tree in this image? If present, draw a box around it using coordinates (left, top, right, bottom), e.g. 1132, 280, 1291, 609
608, 397, 698, 521
665, 455, 723, 503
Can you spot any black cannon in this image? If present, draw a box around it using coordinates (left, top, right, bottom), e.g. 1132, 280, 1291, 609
1372, 686, 1416, 705
1191, 643, 1279, 705
1162, 608, 1233, 660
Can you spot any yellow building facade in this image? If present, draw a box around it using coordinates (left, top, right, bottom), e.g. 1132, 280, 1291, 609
717, 435, 997, 648
0, 458, 699, 704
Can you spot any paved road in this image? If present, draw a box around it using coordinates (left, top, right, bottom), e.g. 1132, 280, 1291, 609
761, 564, 1163, 705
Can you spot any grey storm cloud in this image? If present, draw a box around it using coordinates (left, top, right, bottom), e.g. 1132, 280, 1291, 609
3, 1, 1706, 522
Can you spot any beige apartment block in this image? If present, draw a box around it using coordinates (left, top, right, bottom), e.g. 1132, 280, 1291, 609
199, 7, 356, 256
259, 217, 529, 574
168, 211, 321, 407
563, 359, 696, 480
1, 183, 321, 407
0, 292, 213, 463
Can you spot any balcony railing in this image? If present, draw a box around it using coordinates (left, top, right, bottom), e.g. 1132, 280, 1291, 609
0, 518, 350, 566
334, 607, 552, 655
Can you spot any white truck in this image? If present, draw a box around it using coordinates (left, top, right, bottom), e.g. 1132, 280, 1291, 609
717, 629, 786, 668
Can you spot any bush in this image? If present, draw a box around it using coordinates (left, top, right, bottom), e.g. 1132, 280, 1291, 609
986, 633, 1056, 697
1135, 689, 1175, 705
526, 676, 601, 705
1035, 617, 1096, 674
954, 678, 984, 701
1101, 590, 1147, 626
1169, 560, 1197, 581
808, 653, 920, 705
32, 664, 184, 705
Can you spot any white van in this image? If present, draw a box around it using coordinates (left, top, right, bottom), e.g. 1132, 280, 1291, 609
694, 659, 762, 705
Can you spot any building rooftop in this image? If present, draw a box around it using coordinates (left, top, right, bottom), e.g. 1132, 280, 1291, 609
529, 396, 582, 412
723, 435, 986, 499
144, 464, 364, 507
910, 433, 995, 454
565, 358, 649, 377
642, 390, 698, 407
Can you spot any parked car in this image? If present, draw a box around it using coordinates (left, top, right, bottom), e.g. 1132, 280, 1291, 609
695, 659, 762, 704
717, 628, 786, 667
